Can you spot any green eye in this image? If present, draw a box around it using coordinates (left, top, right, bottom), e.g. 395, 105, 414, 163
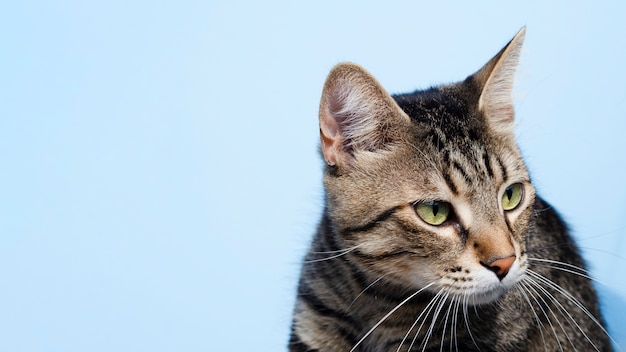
502, 183, 523, 211
415, 201, 450, 226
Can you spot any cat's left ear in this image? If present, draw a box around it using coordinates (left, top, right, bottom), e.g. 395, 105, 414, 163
318, 63, 410, 170
474, 27, 526, 134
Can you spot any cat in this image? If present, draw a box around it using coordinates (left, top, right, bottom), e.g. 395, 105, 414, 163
289, 28, 613, 352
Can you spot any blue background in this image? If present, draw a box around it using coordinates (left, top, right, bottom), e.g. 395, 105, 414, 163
1, 1, 625, 351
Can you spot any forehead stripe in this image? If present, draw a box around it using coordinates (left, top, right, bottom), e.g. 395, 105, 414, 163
496, 155, 508, 181
341, 205, 403, 235
482, 150, 494, 179
443, 172, 459, 195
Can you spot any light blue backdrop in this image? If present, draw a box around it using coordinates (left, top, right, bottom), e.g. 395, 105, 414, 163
1, 1, 625, 351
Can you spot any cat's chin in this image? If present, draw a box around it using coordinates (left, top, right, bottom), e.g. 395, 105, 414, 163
463, 286, 509, 305
472, 272, 525, 305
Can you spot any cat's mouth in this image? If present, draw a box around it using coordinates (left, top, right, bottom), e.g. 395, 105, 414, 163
436, 260, 526, 305
443, 280, 518, 305
462, 285, 511, 305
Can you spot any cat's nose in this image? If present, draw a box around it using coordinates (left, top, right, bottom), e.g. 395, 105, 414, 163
482, 255, 515, 280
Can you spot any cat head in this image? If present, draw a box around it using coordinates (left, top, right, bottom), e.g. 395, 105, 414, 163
319, 28, 535, 304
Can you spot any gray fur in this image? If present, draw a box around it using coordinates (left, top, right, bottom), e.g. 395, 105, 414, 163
290, 28, 612, 352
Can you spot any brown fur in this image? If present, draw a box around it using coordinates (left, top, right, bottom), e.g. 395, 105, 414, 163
290, 28, 612, 352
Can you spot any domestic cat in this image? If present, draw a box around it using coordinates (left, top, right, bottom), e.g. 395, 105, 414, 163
289, 28, 613, 351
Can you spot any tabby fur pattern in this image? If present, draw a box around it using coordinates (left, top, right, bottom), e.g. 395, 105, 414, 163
289, 28, 612, 352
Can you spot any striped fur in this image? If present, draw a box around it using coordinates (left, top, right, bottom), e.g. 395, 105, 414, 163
290, 28, 612, 351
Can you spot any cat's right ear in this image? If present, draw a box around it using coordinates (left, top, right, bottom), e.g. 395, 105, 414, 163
319, 63, 409, 169
474, 27, 526, 135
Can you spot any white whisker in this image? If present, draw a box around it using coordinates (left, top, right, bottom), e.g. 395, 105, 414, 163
304, 244, 363, 263
529, 262, 606, 286
439, 295, 454, 352
528, 269, 620, 351
407, 140, 441, 172
575, 246, 626, 262
412, 293, 446, 350
421, 290, 450, 352
396, 289, 444, 352
451, 297, 461, 352
528, 257, 591, 274
527, 271, 597, 351
516, 283, 548, 351
350, 282, 436, 352
347, 274, 386, 312
522, 277, 567, 352
462, 292, 480, 351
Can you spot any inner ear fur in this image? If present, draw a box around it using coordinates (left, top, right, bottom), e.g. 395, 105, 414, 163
474, 27, 526, 135
319, 63, 409, 169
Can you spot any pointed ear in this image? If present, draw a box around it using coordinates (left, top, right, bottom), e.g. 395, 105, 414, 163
475, 27, 526, 134
319, 63, 409, 168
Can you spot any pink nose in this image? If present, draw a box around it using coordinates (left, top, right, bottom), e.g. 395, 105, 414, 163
483, 255, 515, 280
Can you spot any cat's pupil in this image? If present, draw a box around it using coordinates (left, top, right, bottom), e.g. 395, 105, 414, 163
505, 188, 513, 200
432, 202, 439, 216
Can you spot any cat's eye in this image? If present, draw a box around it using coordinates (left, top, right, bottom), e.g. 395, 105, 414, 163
502, 183, 523, 211
415, 201, 450, 226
